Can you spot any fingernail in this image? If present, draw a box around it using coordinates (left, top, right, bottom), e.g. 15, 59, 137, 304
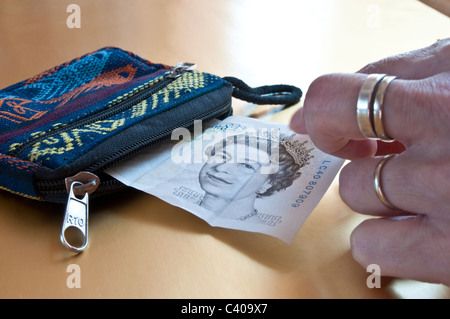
387, 215, 417, 220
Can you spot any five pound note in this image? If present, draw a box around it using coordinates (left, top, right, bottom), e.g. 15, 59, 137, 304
106, 116, 344, 243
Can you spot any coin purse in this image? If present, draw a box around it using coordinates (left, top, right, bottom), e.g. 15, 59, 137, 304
0, 46, 302, 251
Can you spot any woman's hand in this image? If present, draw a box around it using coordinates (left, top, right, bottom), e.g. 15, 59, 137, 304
290, 39, 450, 285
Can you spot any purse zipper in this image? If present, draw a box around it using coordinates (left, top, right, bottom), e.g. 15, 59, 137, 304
85, 97, 232, 173
53, 62, 196, 252
61, 171, 99, 252
35, 60, 231, 200
38, 95, 232, 200
9, 63, 196, 158
37, 62, 231, 252
57, 96, 231, 253
61, 181, 89, 252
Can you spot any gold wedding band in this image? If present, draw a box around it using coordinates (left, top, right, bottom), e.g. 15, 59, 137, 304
374, 154, 398, 210
357, 74, 396, 141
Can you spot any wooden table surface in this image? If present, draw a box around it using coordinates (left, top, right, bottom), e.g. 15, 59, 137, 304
0, 0, 449, 299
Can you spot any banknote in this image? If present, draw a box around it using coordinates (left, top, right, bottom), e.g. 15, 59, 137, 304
106, 116, 344, 243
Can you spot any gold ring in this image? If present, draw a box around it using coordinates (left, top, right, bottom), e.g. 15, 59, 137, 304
373, 75, 396, 142
374, 154, 399, 210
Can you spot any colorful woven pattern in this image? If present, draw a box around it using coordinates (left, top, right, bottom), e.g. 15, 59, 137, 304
0, 47, 228, 200
0, 47, 167, 144
15, 71, 223, 169
0, 153, 41, 199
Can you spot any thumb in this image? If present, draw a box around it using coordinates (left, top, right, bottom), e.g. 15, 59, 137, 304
289, 107, 307, 134
350, 215, 450, 285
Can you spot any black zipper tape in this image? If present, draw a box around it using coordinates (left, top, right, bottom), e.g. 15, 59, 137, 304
35, 81, 233, 203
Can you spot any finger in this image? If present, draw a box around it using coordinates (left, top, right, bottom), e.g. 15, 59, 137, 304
290, 100, 378, 159
340, 152, 450, 217
351, 216, 450, 285
295, 72, 449, 159
289, 107, 307, 134
358, 38, 450, 79
290, 106, 378, 158
298, 73, 380, 158
339, 157, 403, 216
382, 73, 450, 145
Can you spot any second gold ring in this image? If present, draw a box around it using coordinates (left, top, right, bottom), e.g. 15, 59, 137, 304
373, 154, 398, 210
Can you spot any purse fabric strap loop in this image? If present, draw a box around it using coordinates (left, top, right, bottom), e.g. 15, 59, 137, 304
223, 76, 302, 107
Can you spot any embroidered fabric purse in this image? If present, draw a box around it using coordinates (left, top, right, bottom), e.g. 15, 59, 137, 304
0, 47, 302, 251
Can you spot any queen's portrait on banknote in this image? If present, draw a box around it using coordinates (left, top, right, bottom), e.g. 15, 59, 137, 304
197, 132, 314, 223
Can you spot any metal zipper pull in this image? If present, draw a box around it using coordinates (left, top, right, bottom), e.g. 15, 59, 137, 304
167, 62, 196, 79
60, 172, 100, 253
